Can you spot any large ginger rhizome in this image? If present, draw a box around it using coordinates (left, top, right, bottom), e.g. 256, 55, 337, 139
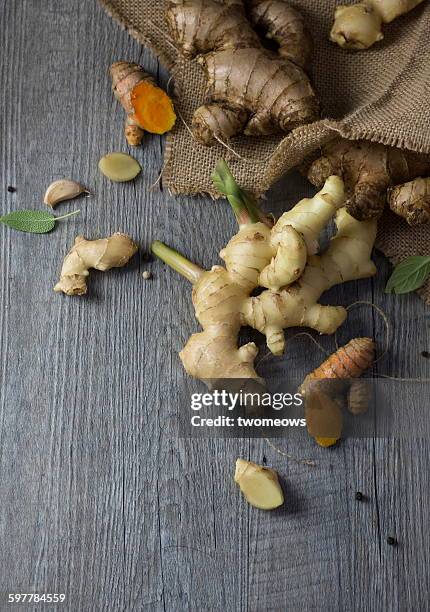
166, 0, 319, 145
152, 163, 377, 385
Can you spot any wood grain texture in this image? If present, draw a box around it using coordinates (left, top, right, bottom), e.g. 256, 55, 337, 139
0, 1, 429, 610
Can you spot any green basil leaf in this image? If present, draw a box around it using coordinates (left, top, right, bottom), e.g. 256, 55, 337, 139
385, 256, 430, 294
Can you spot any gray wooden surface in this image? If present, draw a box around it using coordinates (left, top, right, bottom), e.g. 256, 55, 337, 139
1, 1, 430, 611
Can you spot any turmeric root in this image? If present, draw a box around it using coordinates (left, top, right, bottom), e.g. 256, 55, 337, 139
347, 379, 371, 415
300, 337, 375, 446
165, 0, 319, 146
110, 62, 176, 146
388, 177, 430, 225
305, 138, 430, 221
152, 161, 376, 384
54, 233, 138, 296
234, 459, 284, 509
330, 0, 426, 50
300, 337, 375, 393
305, 390, 343, 448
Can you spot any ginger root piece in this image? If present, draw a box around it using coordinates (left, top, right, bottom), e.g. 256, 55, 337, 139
165, 0, 319, 146
388, 177, 430, 225
54, 233, 138, 296
99, 152, 141, 183
258, 225, 307, 291
330, 0, 425, 50
305, 138, 430, 221
110, 61, 176, 146
300, 337, 375, 446
152, 161, 377, 384
246, 0, 313, 69
234, 458, 284, 509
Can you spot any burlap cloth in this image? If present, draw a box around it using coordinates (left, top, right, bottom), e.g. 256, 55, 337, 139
98, 0, 430, 302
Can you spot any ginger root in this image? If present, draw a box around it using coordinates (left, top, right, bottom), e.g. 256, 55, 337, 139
110, 61, 176, 146
305, 138, 430, 221
165, 0, 318, 146
234, 459, 284, 509
388, 177, 430, 225
330, 0, 426, 50
54, 233, 138, 296
152, 161, 376, 384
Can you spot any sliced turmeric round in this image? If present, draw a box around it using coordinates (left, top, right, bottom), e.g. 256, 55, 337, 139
130, 80, 176, 135
110, 62, 176, 145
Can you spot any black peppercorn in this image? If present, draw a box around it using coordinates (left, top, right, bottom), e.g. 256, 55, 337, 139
355, 491, 364, 501
7, 186, 16, 193
387, 536, 397, 546
421, 351, 430, 359
262, 456, 267, 465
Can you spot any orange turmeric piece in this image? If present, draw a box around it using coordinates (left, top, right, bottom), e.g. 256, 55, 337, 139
302, 337, 375, 386
305, 390, 343, 448
130, 80, 176, 135
300, 337, 375, 448
315, 437, 338, 448
110, 61, 176, 146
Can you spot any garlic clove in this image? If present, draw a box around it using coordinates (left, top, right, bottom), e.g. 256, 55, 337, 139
44, 179, 89, 207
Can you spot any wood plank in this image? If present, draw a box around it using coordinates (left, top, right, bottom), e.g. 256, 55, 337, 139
154, 185, 251, 611
247, 173, 381, 611
0, 1, 165, 609
370, 255, 430, 611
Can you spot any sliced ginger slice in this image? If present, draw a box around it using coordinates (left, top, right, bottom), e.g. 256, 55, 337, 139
131, 80, 176, 135
234, 459, 284, 510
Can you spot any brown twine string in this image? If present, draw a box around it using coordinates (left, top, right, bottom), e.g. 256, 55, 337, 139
147, 18, 180, 55
255, 331, 330, 371
213, 134, 252, 162
260, 431, 316, 467
376, 374, 430, 381
339, 304, 430, 382
333, 301, 430, 380
256, 331, 330, 467
288, 331, 331, 356
176, 107, 197, 140
334, 300, 390, 364
166, 74, 174, 93
149, 156, 170, 191
213, 134, 275, 164
172, 91, 276, 164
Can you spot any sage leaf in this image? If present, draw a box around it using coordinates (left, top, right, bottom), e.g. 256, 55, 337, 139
0, 209, 80, 234
385, 256, 430, 294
